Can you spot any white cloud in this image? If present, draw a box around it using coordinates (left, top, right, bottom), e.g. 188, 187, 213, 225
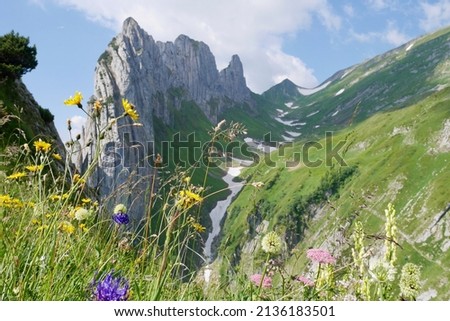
420, 0, 450, 31
47, 0, 342, 92
343, 4, 355, 17
383, 23, 409, 45
69, 115, 86, 137
350, 22, 410, 46
366, 0, 389, 10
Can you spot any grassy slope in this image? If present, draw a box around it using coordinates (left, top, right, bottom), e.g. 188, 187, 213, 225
219, 83, 450, 299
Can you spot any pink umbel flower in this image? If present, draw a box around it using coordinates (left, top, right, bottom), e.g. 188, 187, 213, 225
296, 275, 315, 287
306, 249, 336, 264
250, 274, 272, 288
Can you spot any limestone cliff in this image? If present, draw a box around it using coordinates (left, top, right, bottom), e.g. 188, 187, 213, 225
74, 17, 256, 221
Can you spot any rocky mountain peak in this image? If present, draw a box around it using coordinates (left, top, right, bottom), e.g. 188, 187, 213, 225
74, 18, 256, 221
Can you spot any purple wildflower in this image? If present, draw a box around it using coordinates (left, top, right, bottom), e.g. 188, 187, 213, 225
250, 274, 272, 288
306, 249, 336, 264
112, 212, 130, 225
296, 275, 315, 287
92, 271, 130, 301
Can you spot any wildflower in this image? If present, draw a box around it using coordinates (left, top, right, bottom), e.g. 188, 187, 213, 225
79, 223, 88, 233
178, 190, 203, 210
7, 172, 27, 180
67, 119, 72, 131
191, 222, 206, 233
25, 165, 44, 172
64, 91, 83, 108
52, 153, 62, 161
306, 249, 336, 265
261, 231, 282, 254
183, 176, 191, 184
122, 98, 139, 121
112, 212, 130, 225
400, 263, 421, 300
74, 207, 91, 221
93, 100, 102, 114
0, 194, 24, 208
371, 261, 396, 282
91, 271, 130, 301
33, 139, 52, 153
118, 237, 131, 251
296, 275, 315, 287
112, 205, 129, 225
384, 203, 398, 264
81, 198, 91, 204
73, 173, 86, 185
249, 274, 272, 288
60, 221, 75, 234
114, 204, 127, 214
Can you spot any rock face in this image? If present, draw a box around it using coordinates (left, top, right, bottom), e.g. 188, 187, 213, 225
75, 17, 255, 221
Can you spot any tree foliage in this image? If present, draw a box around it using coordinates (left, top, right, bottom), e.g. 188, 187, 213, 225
0, 31, 38, 79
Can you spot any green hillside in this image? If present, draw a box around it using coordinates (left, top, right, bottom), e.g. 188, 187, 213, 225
215, 26, 450, 300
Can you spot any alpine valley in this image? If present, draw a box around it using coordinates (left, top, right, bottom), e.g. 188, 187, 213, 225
70, 17, 450, 299
2, 16, 449, 300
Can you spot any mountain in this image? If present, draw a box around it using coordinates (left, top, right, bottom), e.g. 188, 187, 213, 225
214, 26, 450, 299
73, 17, 283, 221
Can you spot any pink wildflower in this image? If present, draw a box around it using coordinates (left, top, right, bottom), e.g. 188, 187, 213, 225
250, 274, 272, 288
296, 275, 315, 287
306, 249, 336, 264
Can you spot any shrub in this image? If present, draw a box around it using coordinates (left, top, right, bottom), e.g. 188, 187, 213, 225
0, 31, 38, 79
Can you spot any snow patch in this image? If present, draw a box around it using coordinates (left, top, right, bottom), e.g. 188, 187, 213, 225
314, 125, 320, 128
331, 110, 339, 117
298, 81, 331, 96
306, 110, 319, 117
285, 102, 293, 108
406, 42, 414, 52
274, 117, 298, 126
335, 88, 345, 96
282, 135, 294, 142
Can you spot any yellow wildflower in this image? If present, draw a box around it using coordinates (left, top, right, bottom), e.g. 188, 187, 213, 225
64, 91, 83, 108
7, 172, 27, 180
25, 165, 44, 172
93, 100, 102, 113
62, 192, 70, 200
81, 198, 91, 204
79, 223, 88, 233
49, 195, 61, 202
52, 153, 62, 161
122, 98, 139, 121
60, 221, 75, 234
31, 219, 40, 225
0, 194, 24, 208
191, 222, 206, 233
177, 190, 203, 209
33, 139, 52, 153
73, 173, 86, 185
183, 176, 191, 184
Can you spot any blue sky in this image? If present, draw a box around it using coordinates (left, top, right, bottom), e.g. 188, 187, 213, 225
2, 0, 450, 142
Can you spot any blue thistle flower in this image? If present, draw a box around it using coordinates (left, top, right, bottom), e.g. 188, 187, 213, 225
92, 271, 130, 301
112, 212, 130, 225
